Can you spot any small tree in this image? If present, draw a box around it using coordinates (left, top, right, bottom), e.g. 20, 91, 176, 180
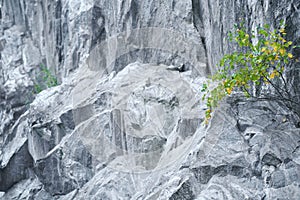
202, 22, 299, 124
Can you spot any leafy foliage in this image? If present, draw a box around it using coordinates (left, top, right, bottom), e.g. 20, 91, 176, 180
202, 22, 298, 124
34, 64, 58, 94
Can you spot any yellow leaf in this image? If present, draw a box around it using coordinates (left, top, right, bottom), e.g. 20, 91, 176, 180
261, 47, 266, 52
265, 41, 269, 46
273, 46, 278, 52
270, 71, 276, 79
288, 53, 293, 58
279, 48, 285, 55
279, 28, 285, 33
226, 88, 232, 95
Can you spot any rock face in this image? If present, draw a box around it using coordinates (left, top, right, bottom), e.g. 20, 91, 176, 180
0, 0, 300, 199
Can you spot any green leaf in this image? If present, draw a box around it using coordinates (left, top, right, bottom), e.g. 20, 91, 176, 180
264, 24, 270, 29
201, 83, 207, 92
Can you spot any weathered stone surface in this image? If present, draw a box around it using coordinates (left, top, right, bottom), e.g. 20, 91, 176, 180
1, 178, 52, 200
0, 0, 300, 199
192, 0, 300, 73
0, 141, 33, 191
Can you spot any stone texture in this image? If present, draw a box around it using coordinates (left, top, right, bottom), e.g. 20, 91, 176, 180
0, 0, 300, 199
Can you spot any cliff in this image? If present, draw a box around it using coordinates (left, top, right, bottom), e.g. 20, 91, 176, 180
0, 0, 299, 199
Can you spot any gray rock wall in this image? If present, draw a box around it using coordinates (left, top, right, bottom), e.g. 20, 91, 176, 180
0, 0, 300, 199
192, 0, 300, 73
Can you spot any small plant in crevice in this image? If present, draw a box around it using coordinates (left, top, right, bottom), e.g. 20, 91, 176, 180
202, 21, 299, 124
34, 64, 58, 94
